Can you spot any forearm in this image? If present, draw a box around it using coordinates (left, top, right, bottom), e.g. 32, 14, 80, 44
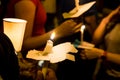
97, 50, 120, 65
106, 52, 120, 65
92, 6, 120, 44
22, 30, 53, 50
92, 17, 108, 44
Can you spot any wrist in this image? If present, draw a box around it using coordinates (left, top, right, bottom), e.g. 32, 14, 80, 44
100, 51, 107, 60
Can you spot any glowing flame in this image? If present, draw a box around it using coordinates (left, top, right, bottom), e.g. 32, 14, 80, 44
80, 25, 85, 33
50, 32, 55, 40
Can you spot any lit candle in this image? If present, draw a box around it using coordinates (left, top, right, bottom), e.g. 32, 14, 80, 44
42, 32, 55, 79
80, 25, 85, 44
42, 32, 55, 55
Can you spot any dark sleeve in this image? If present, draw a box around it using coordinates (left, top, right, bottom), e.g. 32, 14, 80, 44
0, 33, 20, 80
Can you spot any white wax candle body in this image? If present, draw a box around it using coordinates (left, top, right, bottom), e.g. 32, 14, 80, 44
43, 40, 53, 55
81, 32, 83, 44
80, 25, 85, 44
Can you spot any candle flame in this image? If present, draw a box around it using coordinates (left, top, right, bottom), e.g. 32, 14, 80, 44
80, 25, 85, 32
50, 32, 55, 40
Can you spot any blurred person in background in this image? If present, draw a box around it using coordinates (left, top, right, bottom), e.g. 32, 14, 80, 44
55, 0, 98, 80
81, 6, 120, 80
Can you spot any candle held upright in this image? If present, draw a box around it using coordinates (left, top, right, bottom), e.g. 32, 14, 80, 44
80, 25, 85, 44
42, 40, 53, 55
42, 32, 55, 79
42, 32, 55, 55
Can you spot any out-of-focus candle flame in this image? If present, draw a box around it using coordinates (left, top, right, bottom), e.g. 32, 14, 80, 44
50, 32, 55, 40
80, 25, 85, 33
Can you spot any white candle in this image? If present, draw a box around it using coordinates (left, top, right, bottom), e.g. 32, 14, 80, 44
42, 32, 55, 79
80, 25, 85, 44
42, 32, 55, 55
42, 40, 53, 55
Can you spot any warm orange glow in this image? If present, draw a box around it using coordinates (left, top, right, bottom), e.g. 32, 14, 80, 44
80, 25, 85, 33
50, 32, 55, 40
3, 18, 27, 52
42, 32, 55, 55
80, 25, 85, 44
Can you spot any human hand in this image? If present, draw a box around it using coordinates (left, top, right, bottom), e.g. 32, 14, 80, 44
54, 19, 82, 39
111, 6, 120, 15
45, 68, 57, 80
80, 47, 104, 60
36, 68, 57, 80
107, 6, 120, 21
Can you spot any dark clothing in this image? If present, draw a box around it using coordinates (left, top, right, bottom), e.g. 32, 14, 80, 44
0, 33, 20, 80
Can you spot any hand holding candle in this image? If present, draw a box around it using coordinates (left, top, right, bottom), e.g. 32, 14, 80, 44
42, 32, 55, 79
